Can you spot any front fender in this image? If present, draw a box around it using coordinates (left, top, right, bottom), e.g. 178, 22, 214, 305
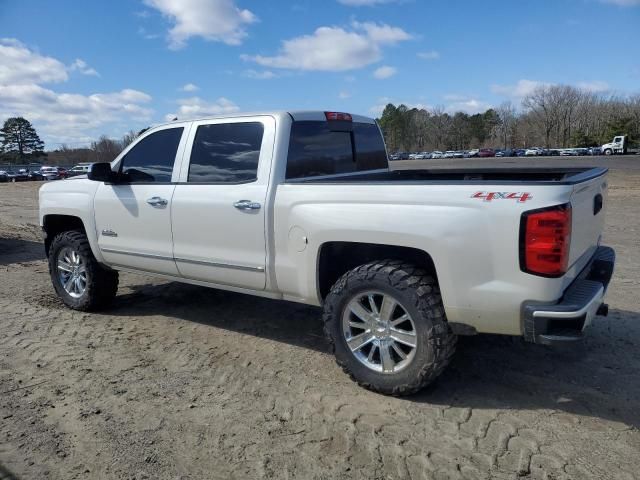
39, 179, 104, 263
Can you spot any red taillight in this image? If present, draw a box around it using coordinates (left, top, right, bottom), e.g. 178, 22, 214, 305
325, 111, 352, 121
520, 204, 572, 277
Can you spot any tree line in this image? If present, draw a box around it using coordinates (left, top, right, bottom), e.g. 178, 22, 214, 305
3, 84, 639, 166
378, 85, 640, 153
0, 116, 145, 165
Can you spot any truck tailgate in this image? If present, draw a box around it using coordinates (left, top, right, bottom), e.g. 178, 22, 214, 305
569, 171, 608, 270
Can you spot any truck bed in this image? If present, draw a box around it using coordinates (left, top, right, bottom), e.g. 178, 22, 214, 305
285, 167, 607, 185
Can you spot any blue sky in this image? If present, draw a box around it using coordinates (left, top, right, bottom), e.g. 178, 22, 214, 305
1, 0, 638, 148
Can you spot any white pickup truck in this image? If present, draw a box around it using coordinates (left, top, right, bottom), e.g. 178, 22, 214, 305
39, 111, 615, 395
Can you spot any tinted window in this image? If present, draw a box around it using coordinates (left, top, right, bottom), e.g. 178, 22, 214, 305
120, 128, 183, 183
286, 121, 387, 179
353, 122, 388, 170
188, 122, 264, 183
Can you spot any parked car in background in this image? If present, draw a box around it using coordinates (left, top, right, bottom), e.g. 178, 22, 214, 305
588, 147, 602, 156
453, 151, 464, 158
560, 149, 579, 156
68, 164, 91, 177
431, 151, 444, 158
465, 149, 479, 158
496, 149, 516, 157
28, 170, 46, 181
6, 169, 30, 182
515, 149, 527, 157
39, 166, 68, 181
478, 148, 495, 157
443, 151, 456, 158
0, 170, 8, 182
525, 148, 543, 156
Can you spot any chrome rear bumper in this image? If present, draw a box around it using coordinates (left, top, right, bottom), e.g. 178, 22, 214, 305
523, 246, 615, 345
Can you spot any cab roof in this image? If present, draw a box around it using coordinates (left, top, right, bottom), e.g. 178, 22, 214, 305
155, 110, 377, 129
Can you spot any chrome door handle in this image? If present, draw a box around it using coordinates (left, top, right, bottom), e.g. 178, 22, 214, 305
233, 200, 261, 210
146, 196, 168, 207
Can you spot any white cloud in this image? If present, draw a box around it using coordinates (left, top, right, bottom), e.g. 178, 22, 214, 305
598, 0, 640, 5
143, 0, 257, 49
492, 78, 612, 98
417, 50, 439, 60
0, 84, 153, 145
350, 21, 412, 44
167, 96, 240, 120
445, 98, 492, 114
241, 22, 411, 71
0, 38, 68, 85
443, 93, 466, 101
243, 69, 277, 79
180, 82, 199, 92
373, 65, 397, 79
491, 79, 551, 98
138, 26, 161, 40
0, 38, 153, 146
339, 90, 352, 99
338, 0, 400, 5
576, 80, 610, 92
369, 97, 431, 116
369, 95, 491, 116
69, 58, 99, 77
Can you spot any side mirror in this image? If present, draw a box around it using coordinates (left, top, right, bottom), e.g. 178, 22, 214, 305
87, 163, 115, 182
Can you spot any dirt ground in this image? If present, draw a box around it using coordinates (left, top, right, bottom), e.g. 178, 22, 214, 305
1, 158, 639, 479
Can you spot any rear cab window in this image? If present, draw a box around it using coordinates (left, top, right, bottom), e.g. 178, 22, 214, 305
286, 121, 387, 180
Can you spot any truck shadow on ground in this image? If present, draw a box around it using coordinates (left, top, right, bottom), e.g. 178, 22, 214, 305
108, 281, 640, 428
0, 463, 21, 480
0, 237, 44, 266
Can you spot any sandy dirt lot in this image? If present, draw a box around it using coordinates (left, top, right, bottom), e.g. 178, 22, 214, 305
1, 158, 639, 479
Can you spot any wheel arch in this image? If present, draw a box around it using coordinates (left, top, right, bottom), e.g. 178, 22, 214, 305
42, 214, 87, 256
316, 241, 438, 301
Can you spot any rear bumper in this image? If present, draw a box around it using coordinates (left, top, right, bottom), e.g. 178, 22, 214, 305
523, 246, 615, 345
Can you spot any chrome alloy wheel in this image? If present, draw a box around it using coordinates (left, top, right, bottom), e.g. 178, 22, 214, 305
57, 247, 87, 298
341, 291, 417, 374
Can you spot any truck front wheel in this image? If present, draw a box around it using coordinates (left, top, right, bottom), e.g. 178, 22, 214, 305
323, 260, 456, 396
48, 230, 119, 311
604, 148, 613, 156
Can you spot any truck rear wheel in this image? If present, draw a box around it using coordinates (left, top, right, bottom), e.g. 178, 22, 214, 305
48, 230, 119, 311
323, 260, 456, 396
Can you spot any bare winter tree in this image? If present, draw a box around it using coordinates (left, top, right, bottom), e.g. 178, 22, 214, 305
523, 85, 557, 149
90, 136, 123, 163
120, 130, 139, 149
496, 101, 517, 149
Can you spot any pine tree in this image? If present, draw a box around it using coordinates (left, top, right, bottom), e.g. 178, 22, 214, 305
0, 117, 45, 162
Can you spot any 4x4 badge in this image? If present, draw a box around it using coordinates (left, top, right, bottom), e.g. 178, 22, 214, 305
472, 192, 532, 202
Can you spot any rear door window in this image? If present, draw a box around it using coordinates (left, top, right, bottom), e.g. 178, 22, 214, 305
188, 122, 264, 183
286, 121, 387, 179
